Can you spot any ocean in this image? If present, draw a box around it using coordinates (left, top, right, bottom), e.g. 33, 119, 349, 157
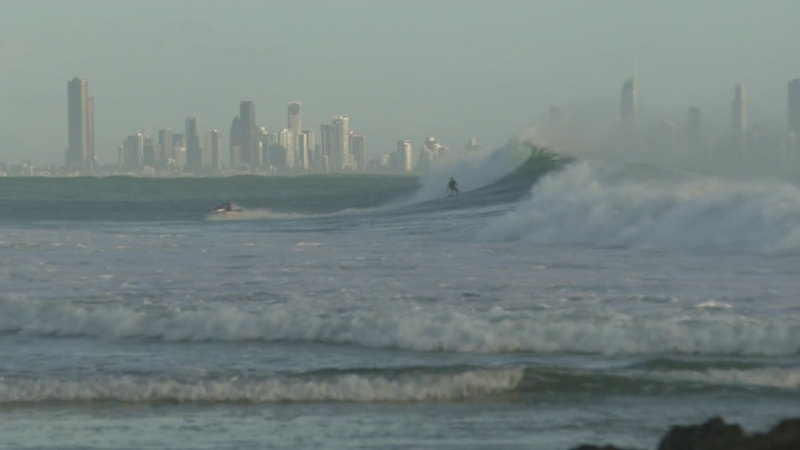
1, 141, 799, 449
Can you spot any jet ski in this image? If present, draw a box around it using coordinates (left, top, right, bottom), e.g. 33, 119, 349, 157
213, 202, 242, 215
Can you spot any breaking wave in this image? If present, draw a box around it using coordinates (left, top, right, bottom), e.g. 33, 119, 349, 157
479, 161, 800, 254
2, 297, 797, 356
0, 368, 523, 404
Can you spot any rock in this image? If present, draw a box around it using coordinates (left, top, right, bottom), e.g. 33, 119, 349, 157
657, 417, 744, 450
569, 417, 800, 450
657, 416, 800, 450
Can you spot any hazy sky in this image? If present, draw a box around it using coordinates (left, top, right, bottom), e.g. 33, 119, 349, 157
2, 0, 800, 165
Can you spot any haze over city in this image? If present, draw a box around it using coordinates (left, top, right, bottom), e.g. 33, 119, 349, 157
2, 0, 800, 170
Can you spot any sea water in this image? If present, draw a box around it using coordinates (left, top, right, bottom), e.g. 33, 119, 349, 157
1, 146, 799, 449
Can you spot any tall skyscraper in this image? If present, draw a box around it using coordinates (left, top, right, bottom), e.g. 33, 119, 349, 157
396, 139, 413, 173
67, 77, 94, 170
331, 116, 350, 170
185, 117, 202, 172
620, 76, 637, 126
278, 128, 295, 169
288, 102, 302, 133
205, 130, 222, 171
349, 132, 365, 171
301, 129, 316, 171
239, 101, 257, 167
287, 102, 302, 168
731, 84, 747, 149
319, 124, 333, 172
789, 79, 800, 136
158, 128, 174, 167
120, 133, 144, 171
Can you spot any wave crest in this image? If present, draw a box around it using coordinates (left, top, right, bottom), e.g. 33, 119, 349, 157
0, 368, 523, 403
479, 162, 800, 254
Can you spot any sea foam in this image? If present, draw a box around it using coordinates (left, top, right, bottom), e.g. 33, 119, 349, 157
1, 297, 797, 357
478, 162, 800, 254
0, 368, 523, 403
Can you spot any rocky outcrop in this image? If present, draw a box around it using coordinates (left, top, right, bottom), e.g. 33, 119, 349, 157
657, 417, 800, 450
569, 417, 800, 450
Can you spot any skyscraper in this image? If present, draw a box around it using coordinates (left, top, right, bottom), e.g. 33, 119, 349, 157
158, 128, 174, 167
301, 129, 315, 171
396, 140, 413, 173
120, 133, 144, 171
288, 102, 302, 133
319, 123, 333, 172
331, 116, 351, 170
67, 77, 94, 170
239, 101, 257, 167
620, 76, 637, 126
789, 79, 800, 136
185, 117, 202, 172
205, 130, 222, 171
731, 84, 746, 149
349, 132, 365, 171
287, 102, 302, 168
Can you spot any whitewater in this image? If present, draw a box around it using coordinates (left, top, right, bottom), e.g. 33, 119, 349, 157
1, 141, 799, 449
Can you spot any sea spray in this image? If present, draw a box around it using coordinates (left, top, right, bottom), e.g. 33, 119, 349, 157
478, 161, 800, 253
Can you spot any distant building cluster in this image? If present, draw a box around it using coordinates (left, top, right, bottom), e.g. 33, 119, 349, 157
116, 101, 370, 176
6, 74, 800, 178
543, 75, 800, 175
45, 78, 479, 177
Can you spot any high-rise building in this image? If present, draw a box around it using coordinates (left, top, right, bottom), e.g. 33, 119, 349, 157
278, 128, 295, 170
205, 130, 222, 171
620, 76, 637, 126
320, 124, 333, 172
67, 77, 94, 170
396, 139, 413, 173
331, 116, 351, 170
301, 129, 316, 170
229, 101, 257, 168
731, 84, 746, 149
288, 102, 302, 133
158, 128, 174, 167
185, 117, 202, 172
287, 102, 302, 168
142, 135, 157, 169
789, 79, 800, 136
120, 133, 144, 171
349, 132, 365, 171
229, 116, 242, 168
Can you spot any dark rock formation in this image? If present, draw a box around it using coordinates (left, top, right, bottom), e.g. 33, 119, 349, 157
657, 417, 800, 450
569, 417, 800, 450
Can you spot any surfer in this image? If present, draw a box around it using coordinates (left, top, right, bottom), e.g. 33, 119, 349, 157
447, 177, 459, 196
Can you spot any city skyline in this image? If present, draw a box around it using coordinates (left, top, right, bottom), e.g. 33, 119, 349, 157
3, 1, 800, 167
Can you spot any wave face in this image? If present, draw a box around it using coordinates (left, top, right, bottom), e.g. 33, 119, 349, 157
3, 362, 798, 404
479, 161, 800, 254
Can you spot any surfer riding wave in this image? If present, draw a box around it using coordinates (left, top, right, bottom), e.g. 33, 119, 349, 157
447, 177, 459, 196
